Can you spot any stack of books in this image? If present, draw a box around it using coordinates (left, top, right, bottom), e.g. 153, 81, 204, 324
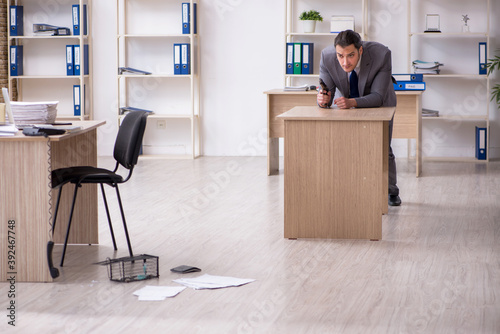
412, 60, 443, 74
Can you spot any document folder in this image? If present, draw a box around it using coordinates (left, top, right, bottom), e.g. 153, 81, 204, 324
173, 44, 182, 75
392, 73, 423, 82
10, 6, 23, 36
10, 45, 23, 76
73, 44, 89, 75
475, 126, 487, 160
393, 81, 425, 91
182, 3, 197, 34
72, 4, 87, 35
66, 45, 74, 75
293, 43, 301, 75
479, 42, 487, 75
73, 85, 82, 116
301, 43, 314, 75
181, 43, 190, 75
286, 43, 294, 75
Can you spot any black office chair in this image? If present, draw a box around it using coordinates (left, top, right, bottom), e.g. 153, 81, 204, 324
51, 111, 148, 267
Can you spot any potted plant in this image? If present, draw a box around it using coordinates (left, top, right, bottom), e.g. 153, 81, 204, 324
299, 10, 323, 33
487, 51, 500, 109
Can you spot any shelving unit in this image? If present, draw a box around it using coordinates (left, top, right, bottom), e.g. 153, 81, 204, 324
116, 0, 200, 159
284, 0, 367, 87
407, 0, 490, 161
7, 0, 93, 121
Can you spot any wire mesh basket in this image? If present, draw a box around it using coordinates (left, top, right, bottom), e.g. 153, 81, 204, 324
99, 254, 159, 282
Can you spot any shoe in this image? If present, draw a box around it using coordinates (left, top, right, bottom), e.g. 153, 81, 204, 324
389, 195, 401, 206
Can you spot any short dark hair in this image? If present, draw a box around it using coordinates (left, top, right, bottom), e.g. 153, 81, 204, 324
334, 30, 363, 50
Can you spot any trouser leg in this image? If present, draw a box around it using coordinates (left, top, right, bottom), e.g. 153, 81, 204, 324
388, 118, 399, 196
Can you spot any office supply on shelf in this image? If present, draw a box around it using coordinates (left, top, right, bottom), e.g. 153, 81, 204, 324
73, 44, 89, 75
392, 73, 423, 82
422, 108, 439, 117
173, 43, 182, 75
330, 15, 354, 33
181, 43, 190, 75
10, 6, 23, 36
119, 106, 154, 115
475, 126, 487, 160
72, 4, 87, 35
301, 43, 314, 75
182, 2, 197, 34
66, 45, 74, 75
286, 43, 294, 75
393, 81, 426, 91
33, 23, 70, 36
293, 43, 301, 74
118, 67, 152, 75
173, 274, 256, 290
10, 45, 23, 76
425, 14, 441, 32
73, 84, 83, 116
412, 60, 443, 74
479, 42, 487, 75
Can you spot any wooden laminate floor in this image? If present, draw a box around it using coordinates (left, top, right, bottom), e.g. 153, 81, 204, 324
1, 157, 499, 334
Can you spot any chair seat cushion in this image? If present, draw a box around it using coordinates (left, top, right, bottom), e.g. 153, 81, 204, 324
52, 166, 124, 189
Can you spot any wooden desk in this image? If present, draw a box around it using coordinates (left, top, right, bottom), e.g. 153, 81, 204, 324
278, 106, 395, 240
0, 121, 105, 282
264, 89, 422, 177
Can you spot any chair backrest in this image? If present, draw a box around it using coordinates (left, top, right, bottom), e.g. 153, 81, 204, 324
114, 111, 148, 169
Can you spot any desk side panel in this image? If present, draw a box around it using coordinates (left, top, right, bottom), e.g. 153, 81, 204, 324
51, 130, 99, 245
284, 120, 383, 239
268, 94, 317, 138
393, 95, 418, 139
0, 140, 53, 282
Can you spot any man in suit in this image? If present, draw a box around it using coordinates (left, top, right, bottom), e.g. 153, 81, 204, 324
317, 29, 401, 206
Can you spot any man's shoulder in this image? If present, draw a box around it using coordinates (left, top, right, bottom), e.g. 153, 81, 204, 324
362, 41, 390, 53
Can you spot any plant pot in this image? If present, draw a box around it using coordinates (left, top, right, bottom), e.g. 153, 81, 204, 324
302, 20, 316, 33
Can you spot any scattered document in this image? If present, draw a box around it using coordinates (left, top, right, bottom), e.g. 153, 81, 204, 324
133, 285, 186, 301
173, 274, 256, 290
0, 124, 18, 136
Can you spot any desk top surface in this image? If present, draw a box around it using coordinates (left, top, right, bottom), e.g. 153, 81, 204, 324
278, 106, 395, 121
0, 120, 106, 142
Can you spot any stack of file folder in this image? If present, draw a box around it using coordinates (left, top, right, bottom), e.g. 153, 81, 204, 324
11, 101, 58, 124
286, 42, 314, 75
392, 73, 426, 91
412, 60, 443, 74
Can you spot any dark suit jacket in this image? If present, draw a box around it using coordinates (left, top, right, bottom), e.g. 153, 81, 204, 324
319, 41, 397, 108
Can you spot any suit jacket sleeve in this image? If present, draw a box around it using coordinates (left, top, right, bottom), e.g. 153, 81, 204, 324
319, 46, 338, 108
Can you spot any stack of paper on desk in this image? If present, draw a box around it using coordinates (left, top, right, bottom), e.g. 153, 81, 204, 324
0, 124, 18, 136
11, 101, 58, 124
173, 274, 255, 290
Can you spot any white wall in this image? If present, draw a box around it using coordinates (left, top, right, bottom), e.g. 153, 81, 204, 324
92, 0, 499, 158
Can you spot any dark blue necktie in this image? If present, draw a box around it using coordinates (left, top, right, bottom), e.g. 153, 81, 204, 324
349, 70, 359, 98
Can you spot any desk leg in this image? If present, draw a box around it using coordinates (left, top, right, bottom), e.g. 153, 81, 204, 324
268, 137, 279, 175
416, 95, 422, 177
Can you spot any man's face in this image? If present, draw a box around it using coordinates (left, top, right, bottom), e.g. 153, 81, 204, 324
336, 44, 363, 72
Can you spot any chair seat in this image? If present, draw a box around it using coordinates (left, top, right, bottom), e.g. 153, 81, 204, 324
52, 166, 124, 189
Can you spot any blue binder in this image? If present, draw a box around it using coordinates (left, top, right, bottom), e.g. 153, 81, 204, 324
10, 45, 23, 76
479, 42, 487, 75
475, 126, 487, 160
392, 73, 423, 82
301, 43, 314, 75
73, 44, 89, 75
182, 3, 197, 34
10, 6, 23, 36
66, 45, 74, 76
286, 43, 294, 74
72, 4, 87, 35
181, 43, 190, 75
73, 85, 83, 116
173, 44, 182, 75
393, 81, 426, 91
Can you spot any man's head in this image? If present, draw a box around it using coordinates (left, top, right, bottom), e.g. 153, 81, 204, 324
334, 30, 363, 73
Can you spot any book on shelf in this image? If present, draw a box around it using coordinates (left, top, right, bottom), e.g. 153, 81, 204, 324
119, 106, 154, 115
286, 43, 314, 75
118, 67, 152, 75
